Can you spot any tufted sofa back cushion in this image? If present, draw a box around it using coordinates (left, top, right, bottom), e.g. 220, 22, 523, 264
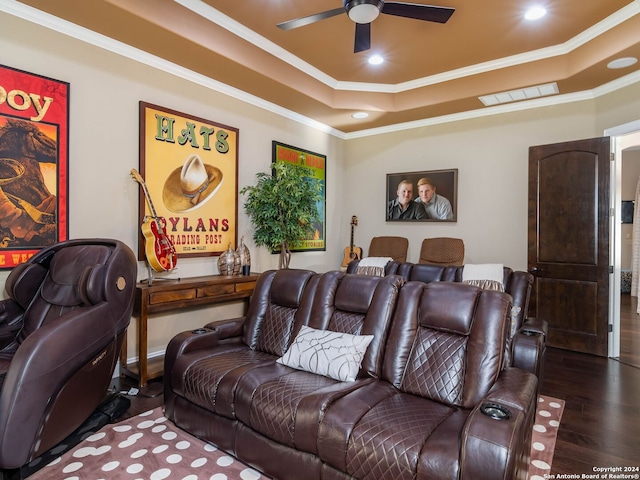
243, 269, 318, 356
396, 262, 533, 333
397, 262, 454, 283
384, 281, 512, 408
306, 273, 404, 378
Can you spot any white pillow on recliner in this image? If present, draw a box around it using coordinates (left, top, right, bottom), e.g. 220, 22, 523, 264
277, 325, 373, 382
462, 263, 504, 285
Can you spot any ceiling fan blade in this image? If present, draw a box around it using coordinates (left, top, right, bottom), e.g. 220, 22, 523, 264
277, 7, 345, 31
354, 23, 371, 53
382, 2, 455, 23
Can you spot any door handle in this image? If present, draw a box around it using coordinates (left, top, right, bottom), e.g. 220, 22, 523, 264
529, 267, 541, 273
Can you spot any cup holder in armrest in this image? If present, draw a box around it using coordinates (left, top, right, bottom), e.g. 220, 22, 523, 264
480, 402, 512, 420
191, 328, 210, 334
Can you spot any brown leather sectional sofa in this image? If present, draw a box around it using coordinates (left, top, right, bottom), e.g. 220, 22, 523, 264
165, 269, 538, 480
348, 260, 547, 382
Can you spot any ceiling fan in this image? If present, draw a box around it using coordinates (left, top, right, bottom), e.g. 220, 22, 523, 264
277, 0, 455, 53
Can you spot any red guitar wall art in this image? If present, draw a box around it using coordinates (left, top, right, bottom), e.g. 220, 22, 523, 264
131, 169, 177, 272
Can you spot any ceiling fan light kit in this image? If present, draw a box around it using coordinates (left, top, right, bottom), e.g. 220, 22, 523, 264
277, 0, 455, 53
346, 0, 383, 23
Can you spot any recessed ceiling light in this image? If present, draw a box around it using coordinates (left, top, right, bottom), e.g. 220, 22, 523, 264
524, 6, 547, 21
368, 54, 384, 65
352, 112, 369, 119
607, 57, 638, 69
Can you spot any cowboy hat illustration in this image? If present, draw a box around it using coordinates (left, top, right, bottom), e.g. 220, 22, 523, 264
162, 154, 223, 213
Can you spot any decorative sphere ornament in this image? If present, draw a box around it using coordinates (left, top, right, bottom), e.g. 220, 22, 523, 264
218, 243, 241, 276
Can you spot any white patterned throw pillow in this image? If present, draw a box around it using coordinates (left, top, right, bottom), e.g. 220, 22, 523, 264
277, 325, 374, 382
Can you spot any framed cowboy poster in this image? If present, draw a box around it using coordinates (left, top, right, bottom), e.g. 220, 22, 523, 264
272, 141, 326, 252
138, 102, 238, 259
0, 64, 69, 269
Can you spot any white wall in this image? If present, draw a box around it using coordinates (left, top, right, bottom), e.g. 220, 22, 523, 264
344, 102, 600, 270
621, 150, 640, 269
0, 13, 344, 358
4, 11, 640, 360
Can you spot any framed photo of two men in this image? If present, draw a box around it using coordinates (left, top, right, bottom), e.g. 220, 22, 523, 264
386, 169, 457, 222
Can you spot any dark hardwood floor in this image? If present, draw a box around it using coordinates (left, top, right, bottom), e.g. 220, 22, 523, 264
115, 298, 640, 475
619, 293, 640, 368
542, 347, 640, 475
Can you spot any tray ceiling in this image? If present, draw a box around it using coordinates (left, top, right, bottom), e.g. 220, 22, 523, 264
11, 0, 640, 134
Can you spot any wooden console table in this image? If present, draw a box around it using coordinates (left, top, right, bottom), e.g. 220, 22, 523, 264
120, 273, 259, 387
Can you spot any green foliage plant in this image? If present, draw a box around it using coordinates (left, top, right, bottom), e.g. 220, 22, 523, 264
240, 162, 322, 269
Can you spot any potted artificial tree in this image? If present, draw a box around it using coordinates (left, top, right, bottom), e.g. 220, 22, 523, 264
241, 162, 322, 269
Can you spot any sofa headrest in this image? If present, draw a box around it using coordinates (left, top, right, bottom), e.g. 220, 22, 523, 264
406, 264, 448, 283
418, 282, 481, 334
78, 264, 107, 305
41, 245, 112, 306
334, 275, 380, 313
270, 269, 316, 308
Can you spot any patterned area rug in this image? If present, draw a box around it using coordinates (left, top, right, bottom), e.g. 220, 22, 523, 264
28, 408, 267, 480
28, 395, 564, 480
528, 395, 566, 480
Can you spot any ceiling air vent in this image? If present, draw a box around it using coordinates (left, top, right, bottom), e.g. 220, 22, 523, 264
479, 82, 559, 107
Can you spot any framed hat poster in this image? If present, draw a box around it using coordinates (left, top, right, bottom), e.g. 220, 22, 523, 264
0, 64, 69, 269
138, 102, 238, 259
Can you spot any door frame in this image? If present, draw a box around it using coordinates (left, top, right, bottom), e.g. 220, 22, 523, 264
605, 119, 640, 358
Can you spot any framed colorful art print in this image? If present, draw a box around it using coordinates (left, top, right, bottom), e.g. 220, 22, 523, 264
0, 64, 69, 269
272, 141, 326, 252
138, 102, 239, 259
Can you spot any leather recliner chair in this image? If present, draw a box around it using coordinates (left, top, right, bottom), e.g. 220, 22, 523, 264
418, 236, 465, 266
346, 260, 547, 390
367, 236, 409, 262
0, 238, 137, 473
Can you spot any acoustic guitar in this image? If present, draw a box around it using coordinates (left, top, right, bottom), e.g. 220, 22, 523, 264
131, 169, 177, 272
341, 215, 363, 267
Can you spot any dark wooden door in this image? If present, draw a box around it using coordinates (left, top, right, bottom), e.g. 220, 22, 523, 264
528, 137, 610, 356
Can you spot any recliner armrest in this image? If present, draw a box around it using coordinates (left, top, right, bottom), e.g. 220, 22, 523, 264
511, 328, 546, 379
460, 367, 538, 480
164, 318, 246, 376
163, 318, 247, 411
203, 317, 246, 340
520, 317, 548, 338
512, 317, 547, 380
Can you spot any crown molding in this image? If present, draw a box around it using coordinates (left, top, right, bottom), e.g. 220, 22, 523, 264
173, 0, 340, 89
0, 0, 345, 138
344, 69, 640, 139
176, 0, 640, 94
3, 0, 640, 140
